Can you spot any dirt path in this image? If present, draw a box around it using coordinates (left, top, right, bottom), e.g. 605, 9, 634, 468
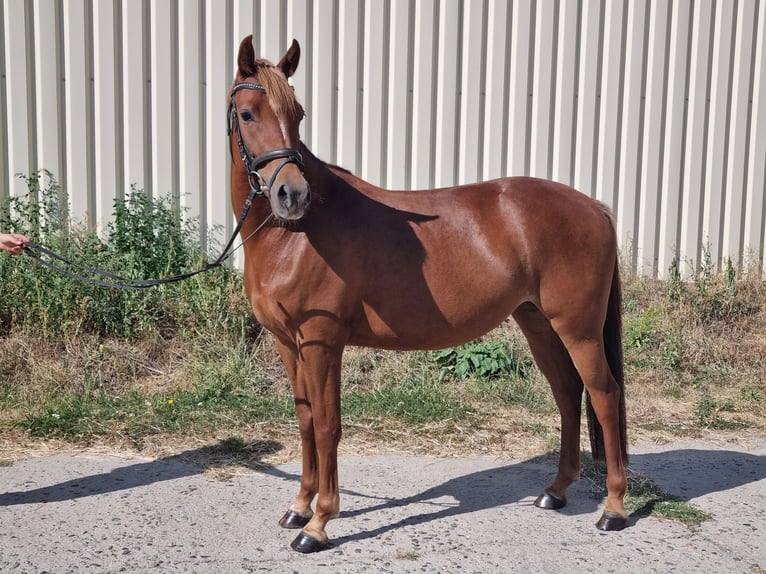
2, 438, 765, 573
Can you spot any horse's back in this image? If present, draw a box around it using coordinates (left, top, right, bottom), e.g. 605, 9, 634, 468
338, 176, 617, 349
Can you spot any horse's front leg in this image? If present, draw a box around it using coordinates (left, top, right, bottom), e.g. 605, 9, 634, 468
275, 340, 318, 529
279, 336, 345, 553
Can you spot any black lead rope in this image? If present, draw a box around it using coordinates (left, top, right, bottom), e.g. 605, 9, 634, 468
22, 183, 264, 290
23, 241, 222, 289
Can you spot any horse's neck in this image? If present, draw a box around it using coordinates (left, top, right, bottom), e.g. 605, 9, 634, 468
300, 143, 379, 201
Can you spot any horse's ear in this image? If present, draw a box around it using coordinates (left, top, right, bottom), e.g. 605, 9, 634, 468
237, 35, 257, 77
277, 39, 300, 78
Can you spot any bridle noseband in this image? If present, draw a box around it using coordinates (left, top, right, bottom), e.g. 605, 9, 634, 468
227, 81, 305, 198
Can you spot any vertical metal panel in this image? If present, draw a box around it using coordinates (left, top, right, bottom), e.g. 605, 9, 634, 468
680, 0, 714, 275
284, 0, 308, 148
411, 0, 437, 188
287, 0, 310, 146
596, 0, 626, 211
232, 0, 254, 58
551, 0, 578, 187
310, 0, 336, 164
361, 0, 386, 186
0, 4, 6, 196
703, 0, 736, 269
121, 0, 148, 198
723, 0, 758, 268
434, 0, 460, 187
178, 0, 203, 220
458, 0, 484, 185
336, 0, 362, 173
387, 0, 412, 189
150, 0, 176, 200
92, 0, 119, 225
657, 0, 692, 276
204, 0, 230, 250
61, 0, 91, 222
482, 0, 510, 182
529, 0, 555, 181
4, 0, 766, 277
506, 0, 532, 177
257, 0, 285, 58
32, 0, 63, 186
3, 0, 32, 198
745, 2, 766, 272
636, 0, 670, 276
573, 0, 603, 199
616, 0, 647, 270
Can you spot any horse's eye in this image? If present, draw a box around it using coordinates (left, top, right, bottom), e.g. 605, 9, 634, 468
241, 110, 254, 122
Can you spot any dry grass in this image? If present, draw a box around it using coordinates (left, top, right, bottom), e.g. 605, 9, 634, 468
1, 272, 765, 471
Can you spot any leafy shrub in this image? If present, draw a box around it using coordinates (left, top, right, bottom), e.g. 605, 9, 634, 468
0, 171, 255, 341
433, 340, 531, 381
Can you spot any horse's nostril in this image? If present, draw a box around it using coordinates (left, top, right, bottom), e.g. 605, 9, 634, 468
277, 185, 289, 204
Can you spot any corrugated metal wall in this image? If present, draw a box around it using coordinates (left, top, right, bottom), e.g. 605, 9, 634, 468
2, 0, 765, 277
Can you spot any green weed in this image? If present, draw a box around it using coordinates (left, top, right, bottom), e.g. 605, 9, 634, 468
434, 340, 531, 381
0, 171, 252, 341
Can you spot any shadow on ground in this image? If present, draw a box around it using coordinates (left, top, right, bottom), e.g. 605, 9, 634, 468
1, 442, 763, 546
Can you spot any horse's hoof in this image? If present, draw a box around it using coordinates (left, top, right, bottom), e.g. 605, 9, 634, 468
596, 511, 628, 531
279, 509, 311, 529
534, 490, 567, 510
290, 531, 329, 553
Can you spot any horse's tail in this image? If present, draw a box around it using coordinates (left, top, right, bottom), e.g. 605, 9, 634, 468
586, 257, 628, 464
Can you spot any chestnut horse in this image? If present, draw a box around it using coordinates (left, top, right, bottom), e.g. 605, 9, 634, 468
229, 36, 628, 553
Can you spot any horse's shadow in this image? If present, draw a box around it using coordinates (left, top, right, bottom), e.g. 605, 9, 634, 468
2, 442, 764, 546
323, 448, 766, 546
0, 439, 283, 506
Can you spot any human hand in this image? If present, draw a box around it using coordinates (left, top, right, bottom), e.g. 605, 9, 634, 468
0, 233, 30, 255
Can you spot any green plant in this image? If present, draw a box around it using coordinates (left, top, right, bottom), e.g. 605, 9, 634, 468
0, 172, 250, 341
433, 340, 530, 381
108, 186, 195, 280
624, 308, 662, 351
667, 258, 684, 302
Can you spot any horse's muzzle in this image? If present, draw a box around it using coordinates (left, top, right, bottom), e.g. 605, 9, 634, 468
272, 181, 311, 220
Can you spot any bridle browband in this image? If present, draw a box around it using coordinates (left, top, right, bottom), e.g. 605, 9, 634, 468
227, 81, 305, 199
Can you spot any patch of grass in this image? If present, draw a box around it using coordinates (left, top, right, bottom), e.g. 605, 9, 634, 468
694, 390, 752, 430
396, 550, 420, 561
16, 384, 294, 448
343, 368, 477, 426
628, 491, 712, 528
470, 376, 549, 410
581, 454, 712, 528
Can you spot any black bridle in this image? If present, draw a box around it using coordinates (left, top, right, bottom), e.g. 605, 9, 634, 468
227, 81, 305, 198
22, 82, 304, 290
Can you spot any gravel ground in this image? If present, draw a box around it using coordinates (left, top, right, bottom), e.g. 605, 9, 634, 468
1, 438, 764, 573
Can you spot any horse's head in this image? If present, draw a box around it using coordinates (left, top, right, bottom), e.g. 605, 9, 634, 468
229, 35, 310, 221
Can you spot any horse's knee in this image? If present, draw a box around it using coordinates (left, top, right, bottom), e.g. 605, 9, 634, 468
314, 421, 342, 449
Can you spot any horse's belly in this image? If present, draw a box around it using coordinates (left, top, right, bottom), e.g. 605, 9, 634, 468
349, 289, 519, 351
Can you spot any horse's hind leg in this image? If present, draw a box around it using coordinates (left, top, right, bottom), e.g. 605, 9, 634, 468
552, 319, 628, 530
512, 303, 584, 509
